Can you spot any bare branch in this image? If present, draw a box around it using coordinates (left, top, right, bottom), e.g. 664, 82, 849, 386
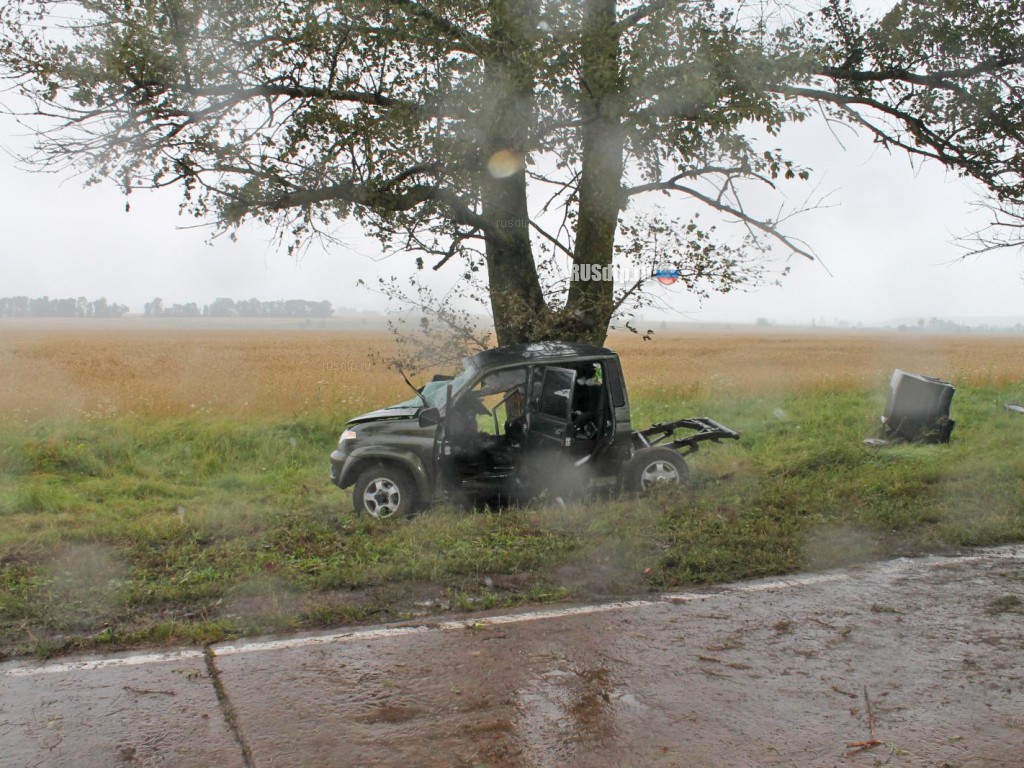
818, 54, 1024, 91
671, 182, 816, 261
959, 200, 1024, 256
185, 83, 424, 112
771, 84, 976, 172
623, 166, 750, 198
610, 274, 650, 315
528, 218, 575, 259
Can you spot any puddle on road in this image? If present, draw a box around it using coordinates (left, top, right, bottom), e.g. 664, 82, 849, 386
511, 666, 621, 764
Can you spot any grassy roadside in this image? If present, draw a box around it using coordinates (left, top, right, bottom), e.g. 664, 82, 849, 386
2, 385, 1023, 659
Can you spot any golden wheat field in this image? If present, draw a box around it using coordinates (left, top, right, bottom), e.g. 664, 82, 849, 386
3, 320, 1024, 419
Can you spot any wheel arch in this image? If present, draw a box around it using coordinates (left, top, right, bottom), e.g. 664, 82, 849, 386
338, 448, 434, 501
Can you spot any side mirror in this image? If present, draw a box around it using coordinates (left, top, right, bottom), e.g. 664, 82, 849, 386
418, 407, 441, 428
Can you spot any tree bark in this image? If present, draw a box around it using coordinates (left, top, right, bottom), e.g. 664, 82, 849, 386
561, 0, 625, 346
480, 0, 548, 346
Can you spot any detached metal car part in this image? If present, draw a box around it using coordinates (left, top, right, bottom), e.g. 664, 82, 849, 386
330, 342, 740, 518
880, 369, 956, 444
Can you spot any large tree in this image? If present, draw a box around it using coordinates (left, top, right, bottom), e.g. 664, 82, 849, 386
3, 0, 1023, 345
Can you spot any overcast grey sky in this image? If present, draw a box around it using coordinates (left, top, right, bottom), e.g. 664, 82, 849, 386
1, 8, 1022, 326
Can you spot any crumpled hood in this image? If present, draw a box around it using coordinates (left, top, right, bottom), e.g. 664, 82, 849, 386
347, 406, 420, 424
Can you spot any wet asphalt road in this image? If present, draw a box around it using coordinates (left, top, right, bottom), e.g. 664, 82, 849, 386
3, 547, 1023, 767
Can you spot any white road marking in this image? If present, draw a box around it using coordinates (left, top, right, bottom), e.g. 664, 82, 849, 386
214, 624, 436, 656
215, 600, 658, 657
4, 649, 205, 677
4, 547, 1020, 677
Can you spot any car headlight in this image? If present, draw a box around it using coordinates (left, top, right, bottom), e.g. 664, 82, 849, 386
339, 430, 357, 443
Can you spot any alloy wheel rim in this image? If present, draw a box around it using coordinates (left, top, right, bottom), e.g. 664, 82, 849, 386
363, 478, 401, 518
640, 460, 680, 489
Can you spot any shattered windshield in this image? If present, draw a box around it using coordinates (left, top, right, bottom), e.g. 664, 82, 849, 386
386, 360, 478, 410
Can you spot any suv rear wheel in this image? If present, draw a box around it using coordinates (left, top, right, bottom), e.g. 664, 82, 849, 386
625, 447, 689, 492
353, 463, 418, 519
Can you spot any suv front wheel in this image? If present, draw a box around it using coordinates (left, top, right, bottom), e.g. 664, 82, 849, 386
353, 463, 418, 519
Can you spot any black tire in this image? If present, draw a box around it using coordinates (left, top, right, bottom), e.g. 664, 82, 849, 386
353, 463, 418, 519
624, 447, 689, 492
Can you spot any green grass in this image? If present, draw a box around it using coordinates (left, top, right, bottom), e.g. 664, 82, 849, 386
2, 385, 1023, 659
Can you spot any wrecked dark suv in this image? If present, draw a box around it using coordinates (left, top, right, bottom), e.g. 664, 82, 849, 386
330, 342, 739, 518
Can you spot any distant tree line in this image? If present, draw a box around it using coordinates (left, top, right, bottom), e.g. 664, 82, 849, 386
0, 296, 129, 317
144, 297, 333, 318
896, 317, 1024, 334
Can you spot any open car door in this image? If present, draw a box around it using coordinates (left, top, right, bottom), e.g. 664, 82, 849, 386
527, 366, 577, 451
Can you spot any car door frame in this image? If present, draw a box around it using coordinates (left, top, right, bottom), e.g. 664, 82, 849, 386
525, 365, 578, 452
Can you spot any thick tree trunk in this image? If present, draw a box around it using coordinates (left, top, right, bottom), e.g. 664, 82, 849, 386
480, 0, 547, 346
560, 0, 625, 346
479, 0, 624, 347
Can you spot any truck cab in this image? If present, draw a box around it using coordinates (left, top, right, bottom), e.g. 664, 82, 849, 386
332, 342, 632, 516
330, 341, 737, 518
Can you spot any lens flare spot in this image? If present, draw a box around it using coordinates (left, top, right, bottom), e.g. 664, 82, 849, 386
487, 149, 524, 179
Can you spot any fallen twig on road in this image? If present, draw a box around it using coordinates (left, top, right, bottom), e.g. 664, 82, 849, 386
845, 686, 882, 755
